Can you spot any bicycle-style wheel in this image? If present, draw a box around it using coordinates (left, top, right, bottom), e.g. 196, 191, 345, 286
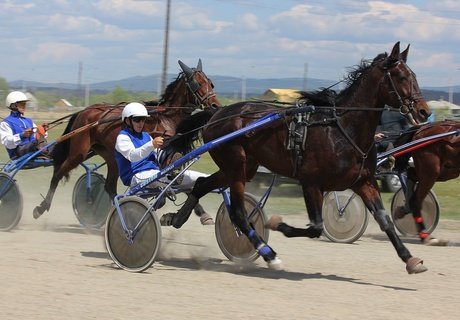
72, 172, 111, 229
390, 187, 440, 236
0, 173, 23, 231
105, 197, 161, 272
215, 192, 269, 263
322, 190, 369, 243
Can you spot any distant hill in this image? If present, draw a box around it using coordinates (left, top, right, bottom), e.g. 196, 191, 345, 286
9, 75, 460, 103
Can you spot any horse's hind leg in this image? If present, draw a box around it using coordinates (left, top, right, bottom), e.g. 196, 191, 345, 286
412, 173, 448, 246
34, 155, 86, 218
101, 155, 119, 200
193, 201, 214, 225
33, 164, 71, 218
266, 185, 324, 238
354, 180, 427, 274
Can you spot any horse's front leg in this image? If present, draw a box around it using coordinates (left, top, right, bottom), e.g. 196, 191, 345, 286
354, 179, 427, 274
169, 171, 226, 228
266, 185, 323, 238
228, 180, 282, 270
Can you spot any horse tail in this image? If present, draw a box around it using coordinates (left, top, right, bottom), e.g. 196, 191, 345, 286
51, 113, 78, 181
162, 109, 216, 158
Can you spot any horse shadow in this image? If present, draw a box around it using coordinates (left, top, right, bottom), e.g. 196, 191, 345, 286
364, 233, 460, 247
156, 258, 415, 291
82, 250, 414, 291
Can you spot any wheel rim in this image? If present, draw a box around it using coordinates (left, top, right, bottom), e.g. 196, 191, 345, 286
215, 193, 268, 263
105, 197, 161, 272
73, 173, 111, 228
322, 190, 369, 243
391, 188, 439, 236
0, 174, 23, 231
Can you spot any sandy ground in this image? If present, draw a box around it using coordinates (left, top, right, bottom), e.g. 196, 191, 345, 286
1, 169, 460, 320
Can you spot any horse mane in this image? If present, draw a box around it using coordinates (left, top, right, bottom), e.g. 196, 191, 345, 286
298, 88, 337, 106
337, 52, 389, 104
159, 72, 185, 104
161, 109, 217, 157
144, 100, 160, 106
298, 53, 390, 112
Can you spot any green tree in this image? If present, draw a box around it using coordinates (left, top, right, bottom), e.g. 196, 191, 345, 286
0, 77, 9, 107
110, 86, 132, 104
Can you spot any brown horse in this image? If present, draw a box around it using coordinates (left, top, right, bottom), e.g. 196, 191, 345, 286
163, 42, 431, 273
33, 59, 221, 219
394, 119, 460, 244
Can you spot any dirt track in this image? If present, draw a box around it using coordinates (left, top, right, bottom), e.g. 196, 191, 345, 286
1, 169, 460, 320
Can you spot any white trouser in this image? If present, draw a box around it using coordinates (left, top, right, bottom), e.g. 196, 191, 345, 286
130, 169, 209, 190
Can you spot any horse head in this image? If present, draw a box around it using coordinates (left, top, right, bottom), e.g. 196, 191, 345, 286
178, 59, 222, 110
377, 41, 431, 125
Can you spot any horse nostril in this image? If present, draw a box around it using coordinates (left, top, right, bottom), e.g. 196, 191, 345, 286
420, 109, 430, 121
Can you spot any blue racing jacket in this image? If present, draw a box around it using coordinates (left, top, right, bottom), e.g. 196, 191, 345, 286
3, 111, 37, 158
115, 128, 160, 186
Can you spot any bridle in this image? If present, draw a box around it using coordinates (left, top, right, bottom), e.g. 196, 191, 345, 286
382, 60, 424, 125
184, 70, 218, 109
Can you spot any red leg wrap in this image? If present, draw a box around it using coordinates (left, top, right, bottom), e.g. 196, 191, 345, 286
419, 232, 429, 239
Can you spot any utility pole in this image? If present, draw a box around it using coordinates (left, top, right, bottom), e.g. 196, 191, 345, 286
302, 62, 308, 91
160, 0, 171, 94
78, 61, 83, 107
241, 76, 246, 101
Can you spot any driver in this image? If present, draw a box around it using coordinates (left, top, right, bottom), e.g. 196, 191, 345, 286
0, 91, 49, 159
114, 102, 214, 225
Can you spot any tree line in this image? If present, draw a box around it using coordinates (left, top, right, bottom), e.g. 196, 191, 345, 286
0, 76, 238, 110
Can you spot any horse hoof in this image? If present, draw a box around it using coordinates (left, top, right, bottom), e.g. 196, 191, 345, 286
199, 213, 215, 225
160, 213, 175, 226
406, 257, 428, 274
306, 224, 323, 238
33, 207, 43, 219
423, 237, 450, 246
265, 215, 283, 231
267, 257, 284, 271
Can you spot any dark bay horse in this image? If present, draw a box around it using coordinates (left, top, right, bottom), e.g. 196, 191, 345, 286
163, 42, 431, 273
33, 59, 221, 219
394, 119, 460, 245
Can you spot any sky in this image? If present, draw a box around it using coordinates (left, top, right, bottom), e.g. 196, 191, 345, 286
1, 0, 460, 89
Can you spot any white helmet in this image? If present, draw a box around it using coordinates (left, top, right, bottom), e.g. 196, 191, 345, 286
6, 91, 29, 108
121, 102, 149, 121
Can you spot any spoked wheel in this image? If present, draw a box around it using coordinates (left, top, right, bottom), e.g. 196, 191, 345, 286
0, 173, 23, 231
215, 192, 269, 263
322, 190, 369, 243
72, 172, 111, 229
390, 187, 440, 236
104, 197, 161, 272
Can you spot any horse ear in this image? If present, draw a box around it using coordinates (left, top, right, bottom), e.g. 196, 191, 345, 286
401, 44, 410, 63
178, 60, 193, 78
389, 41, 401, 61
197, 59, 202, 71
